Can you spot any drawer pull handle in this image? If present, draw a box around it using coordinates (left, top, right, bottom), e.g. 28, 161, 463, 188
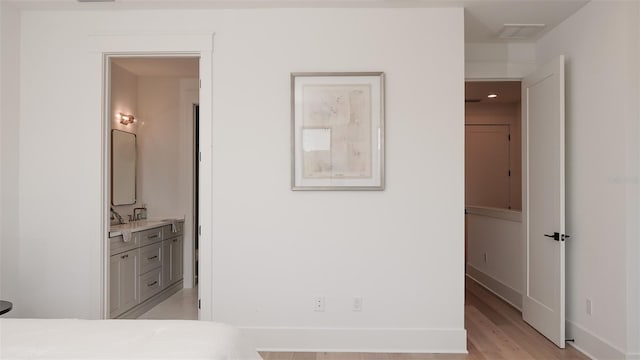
148, 255, 158, 260
147, 281, 158, 287
173, 239, 178, 243
148, 234, 159, 239
121, 254, 129, 259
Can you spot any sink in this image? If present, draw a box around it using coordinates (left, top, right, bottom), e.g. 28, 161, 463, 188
108, 218, 184, 238
109, 219, 167, 237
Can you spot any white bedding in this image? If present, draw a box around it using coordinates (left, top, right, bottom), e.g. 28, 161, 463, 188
0, 319, 263, 360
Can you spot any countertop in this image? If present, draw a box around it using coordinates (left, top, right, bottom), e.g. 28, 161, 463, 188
109, 218, 183, 238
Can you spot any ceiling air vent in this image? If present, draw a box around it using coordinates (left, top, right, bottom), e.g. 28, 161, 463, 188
498, 24, 546, 40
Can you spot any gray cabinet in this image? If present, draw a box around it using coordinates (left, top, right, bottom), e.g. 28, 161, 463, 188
138, 241, 163, 302
109, 248, 139, 318
162, 240, 172, 288
109, 220, 184, 318
139, 268, 162, 302
170, 236, 183, 285
162, 236, 183, 287
139, 242, 162, 275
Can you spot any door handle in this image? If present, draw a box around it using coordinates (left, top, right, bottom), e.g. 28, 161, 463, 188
544, 232, 570, 241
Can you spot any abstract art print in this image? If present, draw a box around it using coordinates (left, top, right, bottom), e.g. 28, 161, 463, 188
291, 72, 385, 190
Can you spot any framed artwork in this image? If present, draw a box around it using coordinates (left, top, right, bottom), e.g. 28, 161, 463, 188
291, 72, 385, 190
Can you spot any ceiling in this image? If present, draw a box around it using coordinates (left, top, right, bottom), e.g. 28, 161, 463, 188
465, 81, 521, 104
6, 0, 589, 44
112, 57, 199, 77
463, 0, 588, 43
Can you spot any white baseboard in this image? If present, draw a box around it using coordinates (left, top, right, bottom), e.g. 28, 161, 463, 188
466, 266, 522, 310
566, 320, 627, 360
244, 327, 467, 353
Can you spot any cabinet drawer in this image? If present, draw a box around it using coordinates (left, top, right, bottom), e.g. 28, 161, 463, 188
163, 221, 184, 237
174, 221, 184, 235
139, 268, 162, 302
137, 227, 163, 247
109, 234, 139, 256
138, 242, 162, 275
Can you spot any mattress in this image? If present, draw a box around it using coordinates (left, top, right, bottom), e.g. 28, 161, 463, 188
0, 319, 263, 360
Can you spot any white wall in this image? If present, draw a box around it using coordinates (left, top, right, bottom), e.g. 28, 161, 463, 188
138, 76, 184, 219
535, 2, 640, 359
137, 75, 197, 288
111, 63, 139, 134
466, 207, 522, 309
16, 7, 465, 351
110, 63, 140, 217
465, 42, 536, 79
0, 1, 21, 315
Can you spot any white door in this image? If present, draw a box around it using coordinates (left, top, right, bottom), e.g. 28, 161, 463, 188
522, 56, 566, 348
465, 124, 511, 209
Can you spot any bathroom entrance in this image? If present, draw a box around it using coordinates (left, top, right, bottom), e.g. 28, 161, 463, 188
107, 56, 201, 320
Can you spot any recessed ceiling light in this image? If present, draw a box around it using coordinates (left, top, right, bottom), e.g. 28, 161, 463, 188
488, 93, 498, 99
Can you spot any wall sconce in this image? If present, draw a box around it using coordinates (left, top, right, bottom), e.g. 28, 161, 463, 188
116, 112, 136, 125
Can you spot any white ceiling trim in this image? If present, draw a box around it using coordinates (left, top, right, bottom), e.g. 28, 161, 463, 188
6, 0, 590, 44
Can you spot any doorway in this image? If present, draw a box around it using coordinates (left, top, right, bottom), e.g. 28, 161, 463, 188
465, 61, 568, 349
105, 56, 200, 320
464, 80, 525, 309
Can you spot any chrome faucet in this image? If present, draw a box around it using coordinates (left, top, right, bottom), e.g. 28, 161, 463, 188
133, 207, 146, 221
110, 207, 125, 225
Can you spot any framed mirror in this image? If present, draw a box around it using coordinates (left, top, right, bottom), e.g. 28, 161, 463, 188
111, 129, 136, 205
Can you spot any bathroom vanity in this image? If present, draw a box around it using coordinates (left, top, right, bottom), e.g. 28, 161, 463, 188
109, 219, 185, 319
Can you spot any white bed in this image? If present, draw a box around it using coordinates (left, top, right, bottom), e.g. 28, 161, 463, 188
0, 319, 263, 360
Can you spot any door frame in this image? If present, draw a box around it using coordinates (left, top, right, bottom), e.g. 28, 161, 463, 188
192, 103, 200, 287
95, 33, 214, 320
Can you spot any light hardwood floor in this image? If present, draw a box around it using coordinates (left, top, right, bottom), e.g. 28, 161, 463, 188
260, 279, 589, 360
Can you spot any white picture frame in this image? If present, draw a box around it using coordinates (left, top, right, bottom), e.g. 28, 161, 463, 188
291, 72, 385, 191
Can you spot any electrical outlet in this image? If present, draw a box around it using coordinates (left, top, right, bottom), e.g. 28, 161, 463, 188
586, 299, 592, 315
313, 297, 325, 312
352, 297, 363, 312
